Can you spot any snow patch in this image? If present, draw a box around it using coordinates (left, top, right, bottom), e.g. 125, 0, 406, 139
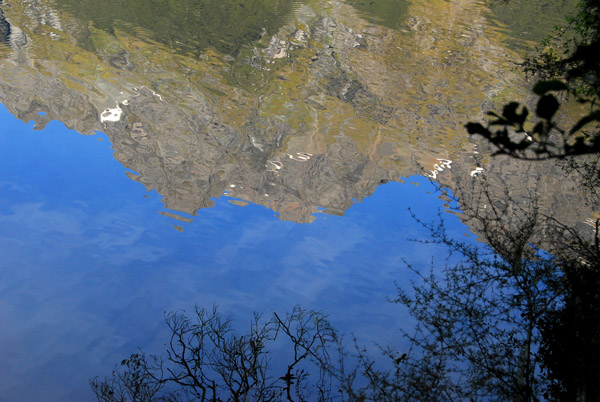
100, 106, 123, 122
470, 167, 484, 177
426, 159, 452, 179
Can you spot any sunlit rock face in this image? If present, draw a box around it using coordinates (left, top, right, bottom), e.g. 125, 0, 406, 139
0, 0, 594, 229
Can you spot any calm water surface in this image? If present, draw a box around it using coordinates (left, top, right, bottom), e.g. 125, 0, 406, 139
0, 0, 583, 400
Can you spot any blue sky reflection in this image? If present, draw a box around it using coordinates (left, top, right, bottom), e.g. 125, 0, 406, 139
0, 104, 474, 401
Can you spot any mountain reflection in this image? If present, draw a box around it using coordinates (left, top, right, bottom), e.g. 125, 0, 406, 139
54, 0, 300, 56
0, 7, 10, 44
0, 0, 589, 226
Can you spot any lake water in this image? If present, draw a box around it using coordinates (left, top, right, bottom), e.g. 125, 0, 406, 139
0, 0, 584, 400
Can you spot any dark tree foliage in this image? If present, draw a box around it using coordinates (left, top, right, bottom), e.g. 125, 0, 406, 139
464, 2, 600, 400
465, 80, 600, 159
466, 0, 600, 160
367, 176, 598, 402
537, 220, 600, 402
90, 306, 340, 402
345, 179, 564, 401
318, 175, 596, 402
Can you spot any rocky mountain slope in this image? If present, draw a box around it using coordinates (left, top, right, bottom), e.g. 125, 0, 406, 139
0, 0, 595, 230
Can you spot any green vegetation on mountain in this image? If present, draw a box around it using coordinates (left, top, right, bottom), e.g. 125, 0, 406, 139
55, 0, 298, 55
344, 0, 410, 29
485, 0, 577, 53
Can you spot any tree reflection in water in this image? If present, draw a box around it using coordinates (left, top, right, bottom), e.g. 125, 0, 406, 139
92, 176, 600, 401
